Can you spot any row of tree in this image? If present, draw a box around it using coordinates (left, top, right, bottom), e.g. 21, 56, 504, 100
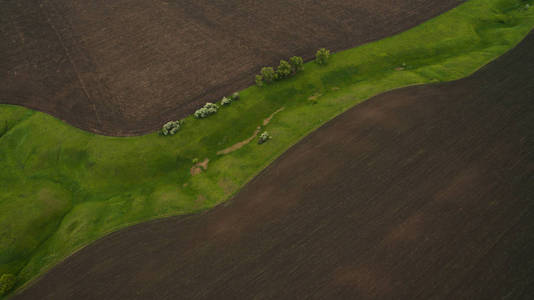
160, 92, 241, 136
160, 48, 332, 136
255, 56, 303, 87
255, 48, 330, 87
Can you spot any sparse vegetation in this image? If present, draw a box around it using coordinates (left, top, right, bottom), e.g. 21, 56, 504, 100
315, 48, 330, 65
194, 102, 219, 119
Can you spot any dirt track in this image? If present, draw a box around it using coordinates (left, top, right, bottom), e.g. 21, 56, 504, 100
0, 0, 461, 135
13, 29, 534, 299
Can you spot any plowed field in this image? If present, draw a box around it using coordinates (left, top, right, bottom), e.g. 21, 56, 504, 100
1, 0, 461, 135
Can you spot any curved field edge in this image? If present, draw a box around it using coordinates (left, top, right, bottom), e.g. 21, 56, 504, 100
13, 30, 534, 300
1, 0, 533, 296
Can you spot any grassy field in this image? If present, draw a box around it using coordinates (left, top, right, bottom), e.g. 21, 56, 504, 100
1, 0, 533, 295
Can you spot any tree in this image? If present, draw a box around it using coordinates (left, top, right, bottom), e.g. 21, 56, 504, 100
276, 60, 292, 79
221, 96, 232, 106
315, 48, 330, 65
289, 56, 304, 73
194, 102, 219, 119
258, 131, 272, 144
231, 92, 240, 100
0, 274, 16, 296
161, 120, 183, 136
261, 67, 276, 83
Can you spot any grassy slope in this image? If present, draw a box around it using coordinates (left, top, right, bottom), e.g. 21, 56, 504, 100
1, 0, 533, 295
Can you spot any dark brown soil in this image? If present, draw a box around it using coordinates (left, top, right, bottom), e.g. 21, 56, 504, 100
14, 30, 534, 300
0, 0, 461, 136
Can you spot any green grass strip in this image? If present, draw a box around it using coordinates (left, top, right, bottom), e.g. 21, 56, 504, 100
1, 0, 533, 295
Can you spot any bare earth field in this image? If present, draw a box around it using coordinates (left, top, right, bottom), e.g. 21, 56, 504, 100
13, 29, 534, 299
0, 0, 461, 135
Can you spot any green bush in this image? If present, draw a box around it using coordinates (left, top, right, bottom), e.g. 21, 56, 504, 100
261, 67, 276, 83
315, 48, 330, 65
221, 96, 232, 106
231, 92, 240, 101
194, 102, 219, 119
255, 75, 264, 87
289, 56, 304, 73
258, 131, 272, 144
0, 274, 16, 296
276, 60, 292, 79
160, 120, 183, 136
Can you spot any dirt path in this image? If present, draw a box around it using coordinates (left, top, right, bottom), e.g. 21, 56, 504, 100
190, 158, 209, 175
262, 107, 285, 126
216, 107, 284, 155
14, 31, 534, 300
0, 0, 461, 136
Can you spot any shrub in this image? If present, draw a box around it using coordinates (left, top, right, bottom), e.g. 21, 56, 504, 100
231, 92, 240, 101
261, 67, 276, 83
0, 274, 16, 296
194, 102, 219, 119
221, 96, 232, 106
276, 60, 292, 79
315, 48, 330, 65
258, 131, 271, 144
289, 56, 304, 73
160, 120, 183, 136
255, 75, 264, 87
